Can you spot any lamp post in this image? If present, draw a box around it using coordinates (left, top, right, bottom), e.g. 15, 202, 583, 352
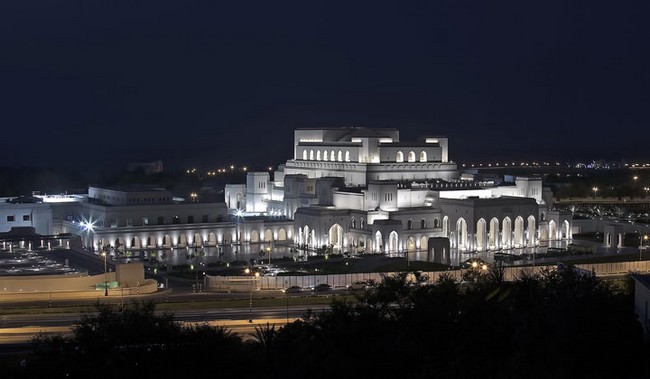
592, 186, 598, 199
102, 251, 108, 296
640, 234, 648, 261
645, 187, 649, 198
245, 268, 259, 323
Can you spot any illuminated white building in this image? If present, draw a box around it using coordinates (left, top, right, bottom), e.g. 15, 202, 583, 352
226, 127, 573, 258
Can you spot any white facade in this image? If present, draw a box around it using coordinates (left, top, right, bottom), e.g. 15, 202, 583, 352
227, 127, 571, 255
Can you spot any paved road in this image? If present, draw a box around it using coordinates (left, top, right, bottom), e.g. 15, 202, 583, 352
0, 304, 326, 354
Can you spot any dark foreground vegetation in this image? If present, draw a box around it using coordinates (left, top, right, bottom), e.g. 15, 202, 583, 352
2, 266, 647, 379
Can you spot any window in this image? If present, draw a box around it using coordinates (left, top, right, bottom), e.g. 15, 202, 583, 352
126, 217, 133, 226
407, 220, 412, 230
408, 151, 416, 162
157, 216, 164, 225
173, 216, 180, 224
202, 215, 209, 223
351, 218, 356, 229
7, 215, 15, 222
142, 217, 149, 225
187, 215, 194, 224
23, 214, 30, 221
421, 219, 427, 229
360, 218, 365, 229
396, 151, 404, 162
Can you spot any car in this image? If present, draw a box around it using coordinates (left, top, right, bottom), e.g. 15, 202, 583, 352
282, 285, 302, 293
346, 281, 369, 291
311, 283, 332, 292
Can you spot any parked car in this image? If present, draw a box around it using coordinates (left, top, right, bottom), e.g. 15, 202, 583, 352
282, 285, 302, 293
311, 283, 332, 292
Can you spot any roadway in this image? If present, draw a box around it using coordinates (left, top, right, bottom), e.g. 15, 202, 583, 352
0, 304, 327, 355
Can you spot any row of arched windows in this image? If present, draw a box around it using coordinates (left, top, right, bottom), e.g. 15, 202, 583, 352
406, 218, 440, 230
396, 151, 427, 163
302, 149, 351, 162
350, 217, 365, 229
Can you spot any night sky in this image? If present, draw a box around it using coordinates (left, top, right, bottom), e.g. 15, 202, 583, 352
2, 0, 649, 172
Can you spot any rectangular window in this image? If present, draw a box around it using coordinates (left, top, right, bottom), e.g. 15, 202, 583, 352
142, 217, 149, 225
126, 218, 133, 226
157, 216, 165, 225
7, 215, 15, 222
173, 216, 180, 224
23, 214, 30, 221
202, 215, 208, 223
187, 215, 194, 224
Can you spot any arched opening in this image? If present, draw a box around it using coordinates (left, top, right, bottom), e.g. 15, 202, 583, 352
147, 236, 156, 248
250, 230, 260, 243
193, 233, 202, 247
514, 216, 525, 248
208, 232, 217, 246
389, 231, 399, 252
421, 219, 427, 229
476, 218, 487, 251
162, 235, 171, 248
549, 220, 557, 240
309, 150, 314, 160
132, 236, 141, 249
331, 150, 335, 161
420, 236, 428, 251
562, 220, 571, 240
360, 218, 365, 230
433, 218, 440, 228
351, 218, 356, 229
540, 225, 549, 241
541, 212, 546, 222
375, 231, 383, 253
407, 237, 416, 252
264, 229, 273, 243
606, 233, 612, 246
407, 219, 413, 230
115, 238, 124, 252
236, 193, 243, 209
489, 218, 499, 250
366, 238, 373, 253
442, 216, 450, 237
323, 150, 328, 161
419, 151, 427, 162
345, 151, 350, 162
223, 233, 232, 244
338, 151, 343, 162
456, 218, 468, 251
328, 224, 344, 251
396, 151, 404, 162
303, 225, 311, 247
502, 217, 512, 248
178, 234, 188, 247
527, 216, 536, 246
316, 150, 321, 160
407, 151, 416, 162
302, 150, 307, 160
278, 228, 287, 241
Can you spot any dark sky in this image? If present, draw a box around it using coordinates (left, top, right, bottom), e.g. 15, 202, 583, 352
2, 0, 649, 171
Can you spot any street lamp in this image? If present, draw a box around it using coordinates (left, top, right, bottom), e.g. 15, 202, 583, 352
592, 187, 598, 199
640, 234, 648, 261
245, 268, 259, 323
101, 251, 108, 296
645, 187, 649, 198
